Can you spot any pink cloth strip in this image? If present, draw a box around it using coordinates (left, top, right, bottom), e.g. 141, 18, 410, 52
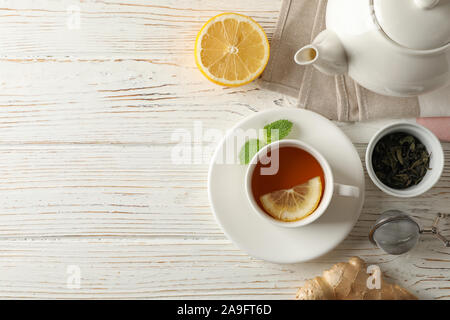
417, 117, 450, 142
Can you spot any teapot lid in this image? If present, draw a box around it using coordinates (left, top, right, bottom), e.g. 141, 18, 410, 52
373, 0, 450, 50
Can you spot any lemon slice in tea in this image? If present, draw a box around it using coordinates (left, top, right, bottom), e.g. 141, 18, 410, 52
260, 177, 323, 222
195, 13, 270, 87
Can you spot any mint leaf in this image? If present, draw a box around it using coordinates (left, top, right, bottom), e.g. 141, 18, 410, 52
264, 119, 293, 144
239, 139, 263, 165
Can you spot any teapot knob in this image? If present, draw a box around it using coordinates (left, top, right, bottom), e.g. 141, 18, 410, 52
415, 0, 440, 9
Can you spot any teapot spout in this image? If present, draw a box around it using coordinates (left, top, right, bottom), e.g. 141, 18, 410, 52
294, 45, 320, 65
294, 30, 348, 76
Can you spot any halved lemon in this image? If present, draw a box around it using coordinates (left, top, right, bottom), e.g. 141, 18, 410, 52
195, 13, 270, 87
260, 177, 323, 222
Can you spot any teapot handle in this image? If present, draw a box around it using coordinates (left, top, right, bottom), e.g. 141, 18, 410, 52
415, 0, 439, 9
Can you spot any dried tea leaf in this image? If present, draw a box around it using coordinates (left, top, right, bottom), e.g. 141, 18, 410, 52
396, 148, 404, 165
372, 132, 431, 189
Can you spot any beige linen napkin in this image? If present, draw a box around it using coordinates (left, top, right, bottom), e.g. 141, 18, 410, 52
260, 0, 424, 121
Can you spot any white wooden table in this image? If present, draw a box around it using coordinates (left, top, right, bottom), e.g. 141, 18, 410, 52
0, 0, 448, 299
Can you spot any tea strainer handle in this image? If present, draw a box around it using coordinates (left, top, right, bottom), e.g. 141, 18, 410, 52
419, 213, 450, 247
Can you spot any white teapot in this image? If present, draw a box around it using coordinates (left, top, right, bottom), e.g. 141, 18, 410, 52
294, 0, 450, 97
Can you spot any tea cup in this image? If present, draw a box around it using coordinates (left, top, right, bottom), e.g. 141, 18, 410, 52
245, 139, 360, 228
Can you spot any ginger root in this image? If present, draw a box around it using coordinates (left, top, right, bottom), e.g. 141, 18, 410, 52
296, 256, 417, 300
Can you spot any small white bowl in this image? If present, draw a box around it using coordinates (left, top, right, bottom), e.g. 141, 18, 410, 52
365, 122, 444, 198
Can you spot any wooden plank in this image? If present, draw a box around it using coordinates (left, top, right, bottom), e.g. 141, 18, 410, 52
0, 0, 281, 57
0, 238, 447, 299
0, 143, 447, 239
0, 58, 294, 144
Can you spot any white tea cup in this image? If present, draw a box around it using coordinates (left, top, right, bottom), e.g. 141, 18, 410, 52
245, 139, 360, 228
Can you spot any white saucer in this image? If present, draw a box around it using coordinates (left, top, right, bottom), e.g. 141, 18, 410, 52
208, 108, 365, 263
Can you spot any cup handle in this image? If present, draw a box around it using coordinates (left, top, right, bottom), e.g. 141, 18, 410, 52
334, 183, 360, 198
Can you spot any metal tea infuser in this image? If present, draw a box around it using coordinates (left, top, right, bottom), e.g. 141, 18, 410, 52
369, 210, 449, 255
